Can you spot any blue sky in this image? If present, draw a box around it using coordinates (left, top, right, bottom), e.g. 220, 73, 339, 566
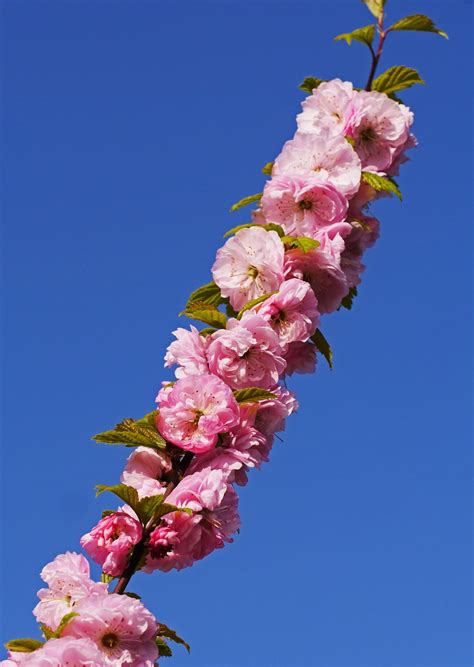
1, 1, 471, 665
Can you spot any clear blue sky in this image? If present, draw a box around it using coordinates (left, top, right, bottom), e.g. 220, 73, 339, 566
1, 1, 472, 666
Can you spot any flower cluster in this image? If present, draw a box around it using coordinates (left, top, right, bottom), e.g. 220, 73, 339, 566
3, 1, 446, 652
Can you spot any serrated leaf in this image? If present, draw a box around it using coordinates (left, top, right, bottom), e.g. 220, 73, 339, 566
230, 193, 262, 213
182, 305, 227, 329
262, 161, 274, 176
311, 329, 333, 369
361, 0, 386, 18
282, 236, 320, 253
96, 483, 140, 511
198, 327, 217, 336
93, 413, 166, 450
233, 387, 277, 404
156, 637, 173, 657
236, 291, 278, 319
186, 281, 223, 307
372, 65, 424, 96
4, 639, 44, 653
299, 76, 325, 93
335, 24, 375, 47
157, 623, 191, 653
136, 494, 165, 523
389, 14, 448, 39
340, 286, 358, 311
361, 171, 402, 200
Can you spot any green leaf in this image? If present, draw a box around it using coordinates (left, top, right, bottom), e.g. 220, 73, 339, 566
230, 193, 262, 212
282, 236, 320, 253
93, 412, 166, 450
124, 592, 142, 600
136, 494, 165, 523
236, 291, 278, 319
223, 221, 285, 239
340, 286, 358, 311
156, 637, 173, 657
335, 24, 375, 47
182, 304, 227, 329
186, 281, 223, 308
262, 161, 274, 176
5, 639, 44, 653
361, 171, 402, 200
233, 387, 277, 404
40, 625, 55, 641
96, 483, 140, 509
389, 14, 448, 39
198, 327, 217, 336
311, 329, 333, 369
372, 65, 424, 96
157, 623, 191, 653
361, 0, 386, 18
55, 612, 79, 637
299, 76, 325, 93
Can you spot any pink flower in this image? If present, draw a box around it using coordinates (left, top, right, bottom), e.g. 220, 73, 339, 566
207, 314, 286, 390
63, 594, 158, 666
297, 79, 355, 137
156, 374, 240, 453
164, 325, 209, 378
255, 278, 319, 348
346, 91, 412, 171
5, 638, 106, 667
261, 174, 348, 238
244, 385, 299, 439
283, 341, 317, 376
144, 468, 240, 572
212, 226, 285, 311
80, 513, 143, 577
386, 132, 418, 177
121, 447, 171, 499
284, 232, 349, 314
273, 131, 361, 197
33, 552, 107, 631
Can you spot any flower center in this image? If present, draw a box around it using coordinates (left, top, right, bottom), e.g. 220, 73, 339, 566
101, 633, 119, 649
193, 409, 204, 425
247, 265, 259, 279
360, 126, 377, 142
298, 199, 313, 211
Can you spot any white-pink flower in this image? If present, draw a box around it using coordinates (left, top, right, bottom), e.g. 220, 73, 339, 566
255, 278, 319, 348
297, 79, 355, 137
164, 325, 209, 379
33, 553, 107, 632
63, 594, 158, 666
346, 90, 412, 171
156, 373, 240, 453
261, 174, 348, 238
207, 313, 286, 390
284, 232, 349, 314
121, 447, 171, 499
273, 131, 361, 197
80, 513, 143, 577
212, 226, 285, 311
5, 638, 106, 667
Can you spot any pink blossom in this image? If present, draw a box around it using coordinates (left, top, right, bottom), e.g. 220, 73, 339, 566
164, 325, 209, 379
63, 594, 158, 666
283, 341, 317, 376
207, 314, 286, 390
144, 468, 240, 572
255, 278, 319, 348
386, 132, 418, 177
156, 374, 240, 453
244, 385, 299, 439
261, 174, 348, 238
80, 513, 143, 577
33, 552, 107, 631
212, 226, 285, 311
273, 131, 361, 197
297, 79, 355, 137
121, 447, 171, 499
346, 91, 412, 171
339, 215, 380, 288
4, 638, 106, 667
